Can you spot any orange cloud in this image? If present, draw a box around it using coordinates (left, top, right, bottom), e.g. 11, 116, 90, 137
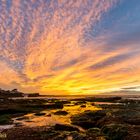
0, 0, 140, 95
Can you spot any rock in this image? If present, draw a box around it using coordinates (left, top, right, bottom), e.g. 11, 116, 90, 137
5, 126, 61, 140
34, 112, 46, 116
45, 103, 63, 109
16, 116, 29, 120
101, 124, 128, 140
71, 110, 106, 129
70, 131, 86, 140
124, 118, 140, 125
86, 128, 101, 135
73, 121, 96, 129
80, 105, 86, 108
0, 115, 13, 125
15, 122, 23, 127
54, 110, 68, 115
46, 113, 51, 117
53, 124, 79, 131
74, 101, 86, 105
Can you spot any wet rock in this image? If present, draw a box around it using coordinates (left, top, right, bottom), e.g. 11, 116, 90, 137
54, 110, 68, 116
80, 105, 86, 108
45, 103, 63, 109
70, 131, 86, 140
4, 126, 60, 140
70, 130, 107, 140
86, 128, 101, 135
15, 122, 23, 127
55, 100, 71, 104
71, 110, 106, 129
95, 113, 124, 128
40, 129, 60, 139
53, 132, 70, 140
124, 118, 140, 125
46, 113, 51, 117
16, 116, 29, 120
86, 128, 108, 140
74, 101, 86, 105
101, 123, 128, 140
53, 124, 79, 131
34, 112, 46, 116
91, 103, 95, 106
0, 115, 13, 125
112, 109, 140, 125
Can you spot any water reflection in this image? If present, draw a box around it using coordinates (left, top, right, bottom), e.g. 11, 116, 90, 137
13, 102, 101, 128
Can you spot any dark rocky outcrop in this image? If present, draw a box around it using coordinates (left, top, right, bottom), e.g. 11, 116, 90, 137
71, 110, 106, 129
54, 110, 68, 115
0, 88, 24, 98
101, 124, 128, 140
34, 112, 46, 116
53, 124, 79, 131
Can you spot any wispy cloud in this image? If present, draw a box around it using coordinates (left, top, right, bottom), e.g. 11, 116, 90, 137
0, 0, 140, 94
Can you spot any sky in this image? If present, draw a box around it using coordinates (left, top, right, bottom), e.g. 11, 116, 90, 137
0, 0, 140, 95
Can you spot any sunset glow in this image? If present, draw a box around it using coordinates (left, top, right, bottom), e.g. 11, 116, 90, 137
0, 0, 140, 94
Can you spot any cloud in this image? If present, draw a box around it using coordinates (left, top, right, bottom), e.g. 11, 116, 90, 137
0, 0, 140, 94
87, 52, 137, 71
32, 74, 55, 82
121, 86, 140, 90
0, 61, 21, 86
52, 55, 86, 71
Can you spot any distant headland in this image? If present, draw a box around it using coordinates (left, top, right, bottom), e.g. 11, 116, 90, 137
0, 88, 40, 98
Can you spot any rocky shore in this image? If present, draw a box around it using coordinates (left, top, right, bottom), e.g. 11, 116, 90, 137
0, 89, 140, 140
